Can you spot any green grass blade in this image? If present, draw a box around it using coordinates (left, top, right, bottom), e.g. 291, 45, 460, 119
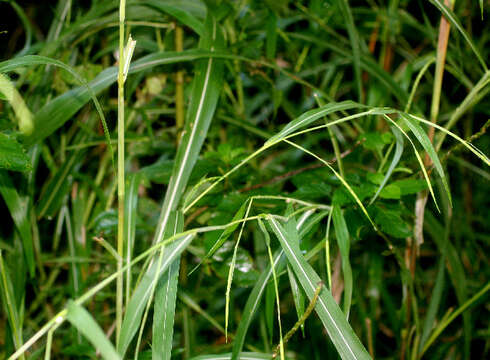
225, 199, 253, 341
336, 0, 362, 102
124, 173, 141, 306
152, 212, 184, 360
268, 218, 371, 360
37, 142, 86, 219
8, 1, 32, 57
152, 258, 180, 360
0, 250, 23, 352
117, 233, 195, 357
332, 206, 352, 319
142, 0, 204, 35
429, 0, 488, 71
0, 171, 35, 276
231, 250, 286, 360
400, 113, 452, 207
192, 352, 272, 360
65, 301, 121, 360
289, 33, 410, 104
287, 266, 306, 335
418, 258, 445, 353
370, 126, 404, 205
266, 101, 361, 145
190, 200, 249, 275
0, 55, 114, 164
152, 13, 225, 246
420, 282, 490, 356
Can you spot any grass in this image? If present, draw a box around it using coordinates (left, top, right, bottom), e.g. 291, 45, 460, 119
0, 0, 489, 359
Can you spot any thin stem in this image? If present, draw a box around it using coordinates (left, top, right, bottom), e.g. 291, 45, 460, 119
175, 23, 185, 135
116, 0, 126, 347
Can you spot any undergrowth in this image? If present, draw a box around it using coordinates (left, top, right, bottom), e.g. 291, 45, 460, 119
0, 1, 489, 359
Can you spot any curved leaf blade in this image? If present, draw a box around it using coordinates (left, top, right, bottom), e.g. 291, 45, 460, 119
268, 218, 371, 360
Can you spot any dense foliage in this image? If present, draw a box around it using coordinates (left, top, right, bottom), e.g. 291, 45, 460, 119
0, 0, 489, 359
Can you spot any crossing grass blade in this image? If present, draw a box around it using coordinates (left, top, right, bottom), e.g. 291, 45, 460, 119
189, 199, 249, 275
0, 250, 23, 353
117, 233, 195, 357
142, 0, 205, 35
192, 353, 272, 360
66, 301, 121, 360
400, 113, 452, 207
429, 0, 488, 71
119, 9, 225, 356
0, 55, 113, 163
268, 217, 371, 360
231, 250, 286, 360
150, 11, 225, 247
152, 212, 183, 360
332, 206, 353, 319
370, 126, 404, 205
0, 171, 35, 276
266, 101, 361, 145
336, 0, 362, 102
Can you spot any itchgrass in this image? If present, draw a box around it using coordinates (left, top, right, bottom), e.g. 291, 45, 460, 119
0, 1, 489, 360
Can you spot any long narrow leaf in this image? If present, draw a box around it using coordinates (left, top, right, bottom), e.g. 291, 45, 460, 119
0, 171, 35, 276
66, 301, 121, 360
429, 0, 487, 71
400, 113, 452, 207
268, 218, 371, 360
152, 212, 184, 360
117, 233, 195, 357
370, 126, 404, 204
332, 206, 352, 319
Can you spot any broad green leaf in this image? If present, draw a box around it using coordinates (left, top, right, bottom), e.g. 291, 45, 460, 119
66, 301, 121, 360
268, 218, 371, 360
332, 206, 352, 318
0, 51, 221, 146
379, 184, 401, 200
373, 207, 411, 239
0, 171, 35, 276
0, 133, 32, 172
392, 179, 428, 195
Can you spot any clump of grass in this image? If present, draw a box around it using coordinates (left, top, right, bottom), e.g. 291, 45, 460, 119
0, 1, 489, 360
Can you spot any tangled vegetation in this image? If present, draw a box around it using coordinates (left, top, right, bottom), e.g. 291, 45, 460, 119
0, 0, 489, 359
